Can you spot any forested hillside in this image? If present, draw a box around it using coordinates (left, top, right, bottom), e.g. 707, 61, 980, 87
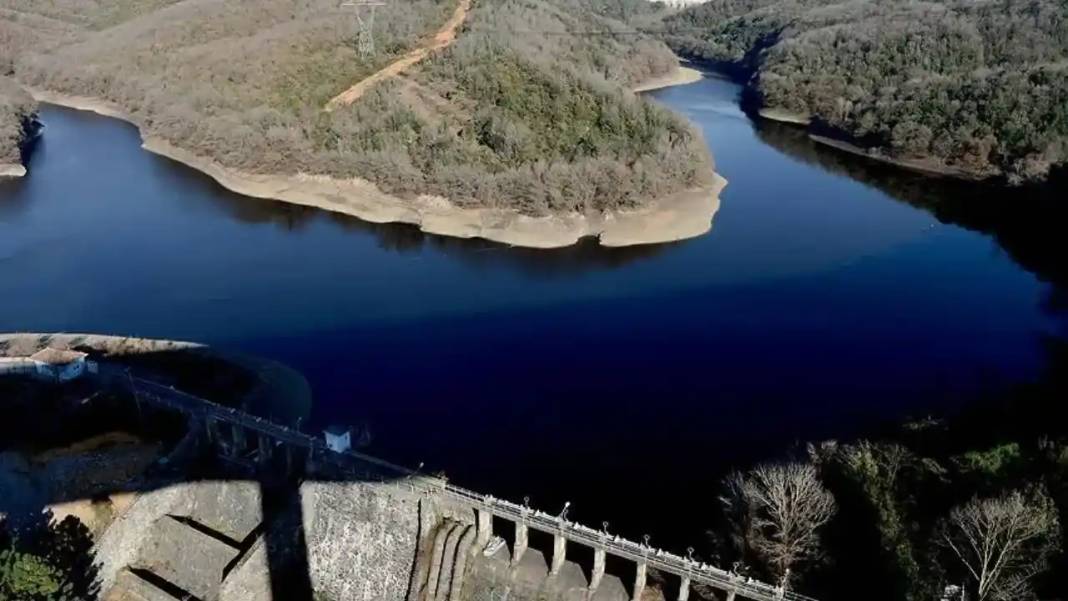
662, 0, 1068, 183
0, 76, 35, 169
0, 0, 710, 214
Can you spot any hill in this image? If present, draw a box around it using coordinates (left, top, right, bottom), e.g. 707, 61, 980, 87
0, 0, 720, 246
662, 0, 1068, 183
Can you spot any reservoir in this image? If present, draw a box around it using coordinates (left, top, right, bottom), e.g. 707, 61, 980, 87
2, 72, 1065, 549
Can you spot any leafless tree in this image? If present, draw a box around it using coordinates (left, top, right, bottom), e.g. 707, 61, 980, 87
719, 462, 837, 588
938, 489, 1061, 601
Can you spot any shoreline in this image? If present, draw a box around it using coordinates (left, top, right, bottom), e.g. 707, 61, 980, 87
757, 107, 811, 126
28, 87, 725, 249
0, 162, 26, 177
633, 65, 704, 93
809, 134, 989, 180
693, 59, 997, 183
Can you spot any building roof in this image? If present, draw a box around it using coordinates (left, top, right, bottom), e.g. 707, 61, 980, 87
29, 347, 88, 365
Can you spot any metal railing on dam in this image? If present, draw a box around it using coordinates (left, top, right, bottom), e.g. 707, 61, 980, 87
123, 372, 817, 601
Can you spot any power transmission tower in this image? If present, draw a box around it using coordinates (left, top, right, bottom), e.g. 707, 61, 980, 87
341, 0, 387, 57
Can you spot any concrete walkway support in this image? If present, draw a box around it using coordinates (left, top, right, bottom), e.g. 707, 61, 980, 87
550, 534, 567, 576
512, 522, 528, 565
284, 445, 294, 476
678, 576, 690, 601
726, 591, 736, 601
631, 562, 647, 601
205, 417, 219, 444
589, 548, 606, 593
257, 433, 271, 464
231, 423, 246, 457
476, 509, 492, 547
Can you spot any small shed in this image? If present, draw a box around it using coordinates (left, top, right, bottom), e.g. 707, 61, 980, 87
324, 425, 352, 453
29, 348, 89, 382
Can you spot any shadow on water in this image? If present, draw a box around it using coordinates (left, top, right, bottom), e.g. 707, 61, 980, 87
753, 121, 1068, 291
127, 130, 687, 278
201, 189, 684, 277
0, 178, 30, 220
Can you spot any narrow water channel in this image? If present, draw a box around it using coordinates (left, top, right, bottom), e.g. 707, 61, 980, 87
2, 71, 1065, 549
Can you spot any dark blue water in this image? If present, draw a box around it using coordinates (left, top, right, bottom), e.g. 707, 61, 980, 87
2, 73, 1064, 548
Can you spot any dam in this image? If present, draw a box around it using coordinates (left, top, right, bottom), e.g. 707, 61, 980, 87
72, 363, 811, 601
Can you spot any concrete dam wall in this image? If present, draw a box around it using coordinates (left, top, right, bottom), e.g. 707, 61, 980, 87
92, 477, 644, 601
17, 354, 800, 601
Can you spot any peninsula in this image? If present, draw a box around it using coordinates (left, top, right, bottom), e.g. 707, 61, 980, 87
0, 0, 723, 247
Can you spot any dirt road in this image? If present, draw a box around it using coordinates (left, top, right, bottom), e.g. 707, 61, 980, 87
325, 0, 472, 110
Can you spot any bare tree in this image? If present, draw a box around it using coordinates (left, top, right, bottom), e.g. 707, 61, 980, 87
938, 489, 1061, 601
719, 462, 837, 588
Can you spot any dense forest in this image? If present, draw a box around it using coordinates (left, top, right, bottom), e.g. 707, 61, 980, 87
661, 0, 1068, 183
0, 76, 35, 168
0, 0, 710, 214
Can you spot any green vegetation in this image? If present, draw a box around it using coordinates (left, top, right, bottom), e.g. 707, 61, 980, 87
661, 0, 1068, 183
0, 0, 709, 214
0, 76, 35, 166
0, 550, 71, 600
0, 514, 98, 601
703, 378, 1068, 601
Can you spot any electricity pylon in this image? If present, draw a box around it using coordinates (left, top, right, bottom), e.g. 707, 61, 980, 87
341, 0, 387, 57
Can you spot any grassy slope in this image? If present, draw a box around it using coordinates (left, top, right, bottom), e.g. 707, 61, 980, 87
1, 0, 710, 214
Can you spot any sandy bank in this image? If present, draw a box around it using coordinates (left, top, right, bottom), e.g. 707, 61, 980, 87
29, 88, 725, 249
758, 107, 811, 126
633, 65, 704, 93
810, 134, 989, 180
0, 163, 26, 177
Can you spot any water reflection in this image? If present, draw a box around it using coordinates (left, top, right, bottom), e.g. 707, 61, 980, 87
0, 177, 30, 219
754, 121, 1068, 290
164, 156, 683, 277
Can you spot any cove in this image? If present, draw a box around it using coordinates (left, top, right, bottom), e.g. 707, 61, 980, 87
2, 71, 1065, 550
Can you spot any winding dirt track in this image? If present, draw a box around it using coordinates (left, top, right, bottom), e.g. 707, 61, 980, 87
325, 0, 472, 111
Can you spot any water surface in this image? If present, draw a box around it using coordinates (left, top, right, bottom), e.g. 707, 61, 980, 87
2, 72, 1064, 548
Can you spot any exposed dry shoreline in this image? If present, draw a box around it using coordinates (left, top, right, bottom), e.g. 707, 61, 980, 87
809, 134, 987, 180
758, 107, 812, 126
633, 65, 704, 93
27, 86, 725, 249
0, 162, 25, 177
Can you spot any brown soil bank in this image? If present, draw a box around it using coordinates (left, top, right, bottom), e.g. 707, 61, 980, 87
30, 89, 725, 248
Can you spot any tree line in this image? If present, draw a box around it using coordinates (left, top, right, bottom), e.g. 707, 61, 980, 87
700, 366, 1068, 601
660, 0, 1068, 183
0, 76, 35, 166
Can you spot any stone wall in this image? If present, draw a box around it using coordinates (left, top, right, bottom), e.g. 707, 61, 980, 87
302, 481, 424, 601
